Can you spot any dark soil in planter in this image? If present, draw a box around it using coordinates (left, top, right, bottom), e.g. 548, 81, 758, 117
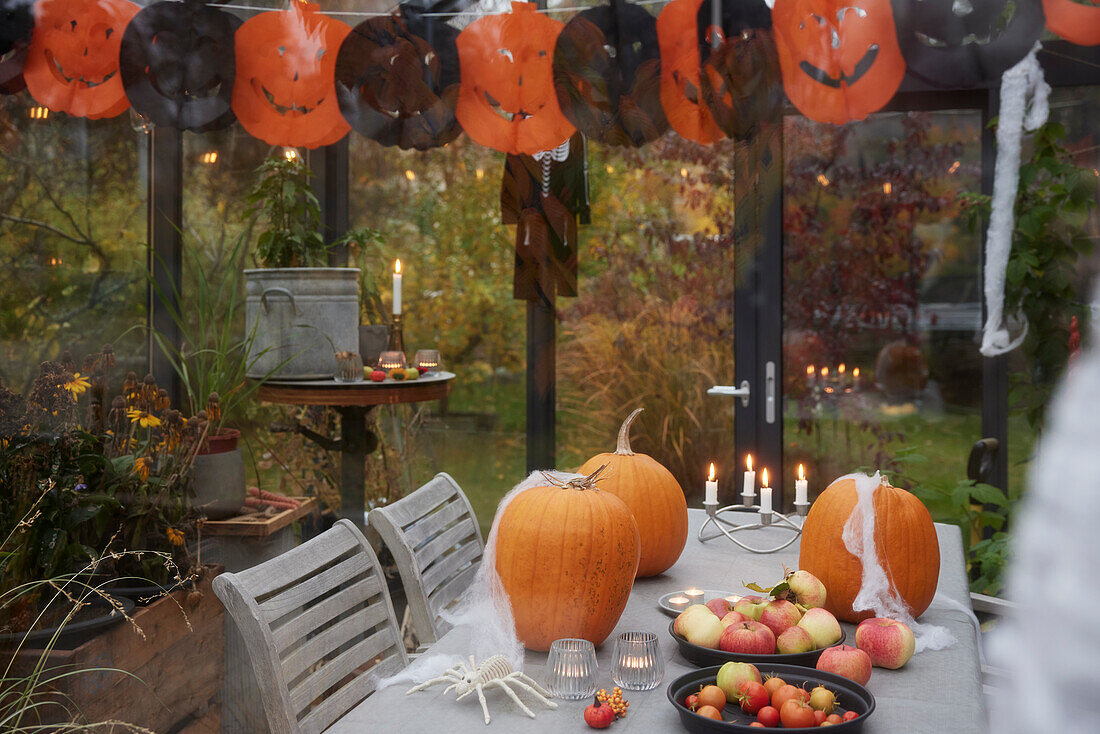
2, 594, 135, 650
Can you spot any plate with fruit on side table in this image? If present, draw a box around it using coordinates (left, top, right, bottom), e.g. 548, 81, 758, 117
658, 590, 740, 617
667, 663, 875, 733
669, 620, 847, 668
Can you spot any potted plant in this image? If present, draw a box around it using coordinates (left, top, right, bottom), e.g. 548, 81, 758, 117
243, 153, 379, 380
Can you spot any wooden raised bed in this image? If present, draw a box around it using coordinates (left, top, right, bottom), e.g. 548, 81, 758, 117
7, 565, 224, 732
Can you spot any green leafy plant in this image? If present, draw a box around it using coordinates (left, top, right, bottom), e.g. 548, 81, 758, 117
962, 120, 1098, 429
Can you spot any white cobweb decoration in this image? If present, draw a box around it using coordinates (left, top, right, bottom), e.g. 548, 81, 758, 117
839, 472, 955, 653
981, 42, 1050, 357
375, 470, 583, 691
988, 280, 1100, 733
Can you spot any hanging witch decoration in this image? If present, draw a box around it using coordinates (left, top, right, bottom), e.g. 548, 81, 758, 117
890, 0, 1045, 89
335, 4, 463, 151
119, 0, 241, 132
552, 0, 668, 148
501, 132, 590, 302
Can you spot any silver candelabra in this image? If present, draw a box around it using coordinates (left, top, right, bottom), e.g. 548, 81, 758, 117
698, 495, 811, 554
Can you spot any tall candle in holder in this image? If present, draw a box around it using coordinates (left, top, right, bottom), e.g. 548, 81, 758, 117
705, 463, 717, 505
392, 259, 402, 315
742, 454, 756, 503
759, 468, 772, 515
795, 464, 808, 505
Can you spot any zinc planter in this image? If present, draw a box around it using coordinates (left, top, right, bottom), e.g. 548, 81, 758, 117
244, 267, 360, 380
193, 428, 246, 520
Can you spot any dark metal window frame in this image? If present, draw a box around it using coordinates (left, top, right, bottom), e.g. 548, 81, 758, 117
144, 41, 1100, 492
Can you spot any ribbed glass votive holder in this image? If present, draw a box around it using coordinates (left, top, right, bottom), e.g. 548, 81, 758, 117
610, 631, 664, 691
544, 638, 598, 700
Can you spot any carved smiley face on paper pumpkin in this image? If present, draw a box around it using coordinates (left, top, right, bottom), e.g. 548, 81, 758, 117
23, 0, 140, 118
335, 5, 462, 151
119, 0, 240, 132
456, 1, 576, 155
891, 0, 1045, 88
773, 0, 906, 125
232, 2, 351, 148
1042, 0, 1100, 47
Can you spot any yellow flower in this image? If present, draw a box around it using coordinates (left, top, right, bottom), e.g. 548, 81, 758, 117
127, 408, 161, 428
166, 528, 185, 548
62, 373, 90, 397
132, 456, 151, 481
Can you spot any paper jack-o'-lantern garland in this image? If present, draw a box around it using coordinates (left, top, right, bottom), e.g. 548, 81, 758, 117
335, 4, 462, 151
552, 0, 667, 147
657, 0, 726, 144
772, 0, 906, 125
23, 0, 140, 119
120, 0, 241, 133
891, 0, 1045, 89
456, 1, 576, 156
1042, 0, 1100, 47
232, 2, 351, 148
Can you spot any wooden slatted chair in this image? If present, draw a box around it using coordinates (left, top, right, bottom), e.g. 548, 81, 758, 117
213, 519, 409, 734
368, 472, 484, 647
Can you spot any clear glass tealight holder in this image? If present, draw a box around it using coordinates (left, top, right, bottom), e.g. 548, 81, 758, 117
333, 351, 364, 383
543, 638, 598, 700
610, 631, 664, 691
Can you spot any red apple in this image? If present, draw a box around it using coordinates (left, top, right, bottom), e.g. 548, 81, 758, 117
816, 645, 872, 685
733, 595, 769, 621
719, 620, 776, 654
720, 610, 747, 628
784, 569, 828, 609
776, 624, 815, 654
797, 607, 842, 648
705, 597, 734, 617
716, 661, 762, 701
675, 607, 724, 649
759, 599, 802, 638
855, 617, 915, 669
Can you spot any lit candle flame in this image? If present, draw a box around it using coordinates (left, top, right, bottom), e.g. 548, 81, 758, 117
761, 468, 769, 488
708, 463, 716, 482
283, 148, 298, 160
405, 169, 416, 181
394, 259, 401, 275
806, 364, 814, 376
838, 363, 846, 374
798, 463, 805, 481
475, 168, 485, 179
821, 366, 829, 378
882, 182, 892, 195
853, 367, 860, 378
746, 454, 753, 472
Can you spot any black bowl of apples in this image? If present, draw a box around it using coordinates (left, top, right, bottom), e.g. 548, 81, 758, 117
669, 595, 847, 668
667, 663, 875, 732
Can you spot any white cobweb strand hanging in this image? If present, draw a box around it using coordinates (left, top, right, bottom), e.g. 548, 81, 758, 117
375, 470, 584, 691
981, 42, 1050, 357
989, 280, 1100, 733
838, 472, 955, 653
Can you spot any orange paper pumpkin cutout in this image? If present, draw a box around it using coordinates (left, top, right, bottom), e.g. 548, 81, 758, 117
1042, 0, 1100, 46
24, 0, 140, 119
456, 1, 576, 155
232, 3, 351, 148
772, 0, 905, 125
657, 0, 724, 145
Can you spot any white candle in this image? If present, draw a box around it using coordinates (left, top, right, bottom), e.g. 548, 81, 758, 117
742, 454, 756, 502
760, 469, 772, 515
796, 464, 808, 505
705, 462, 717, 504
392, 259, 402, 315
667, 595, 690, 611
684, 588, 704, 606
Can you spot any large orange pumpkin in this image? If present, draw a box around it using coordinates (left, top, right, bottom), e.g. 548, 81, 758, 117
1042, 0, 1100, 47
579, 408, 688, 578
495, 468, 639, 651
799, 473, 939, 623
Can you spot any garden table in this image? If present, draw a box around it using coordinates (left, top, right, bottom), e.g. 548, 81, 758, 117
255, 372, 454, 527
329, 509, 985, 733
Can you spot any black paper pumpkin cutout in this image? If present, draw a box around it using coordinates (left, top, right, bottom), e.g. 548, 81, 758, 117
119, 0, 241, 132
891, 0, 1045, 88
0, 0, 31, 96
697, 0, 783, 140
552, 0, 668, 147
335, 4, 461, 151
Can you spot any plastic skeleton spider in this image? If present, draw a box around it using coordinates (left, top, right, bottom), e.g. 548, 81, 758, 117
406, 654, 558, 725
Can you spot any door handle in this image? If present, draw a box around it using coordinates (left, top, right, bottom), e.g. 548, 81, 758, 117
765, 361, 776, 424
707, 381, 750, 407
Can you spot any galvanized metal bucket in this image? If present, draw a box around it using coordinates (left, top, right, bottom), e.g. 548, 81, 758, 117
244, 267, 360, 380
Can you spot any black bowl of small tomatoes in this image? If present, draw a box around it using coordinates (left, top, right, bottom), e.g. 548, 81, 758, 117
669, 620, 847, 668
667, 663, 875, 732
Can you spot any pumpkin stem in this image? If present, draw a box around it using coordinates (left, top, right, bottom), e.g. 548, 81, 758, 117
541, 463, 610, 491
615, 408, 643, 456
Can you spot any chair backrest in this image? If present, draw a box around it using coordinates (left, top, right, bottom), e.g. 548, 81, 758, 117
212, 519, 408, 734
368, 472, 484, 645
